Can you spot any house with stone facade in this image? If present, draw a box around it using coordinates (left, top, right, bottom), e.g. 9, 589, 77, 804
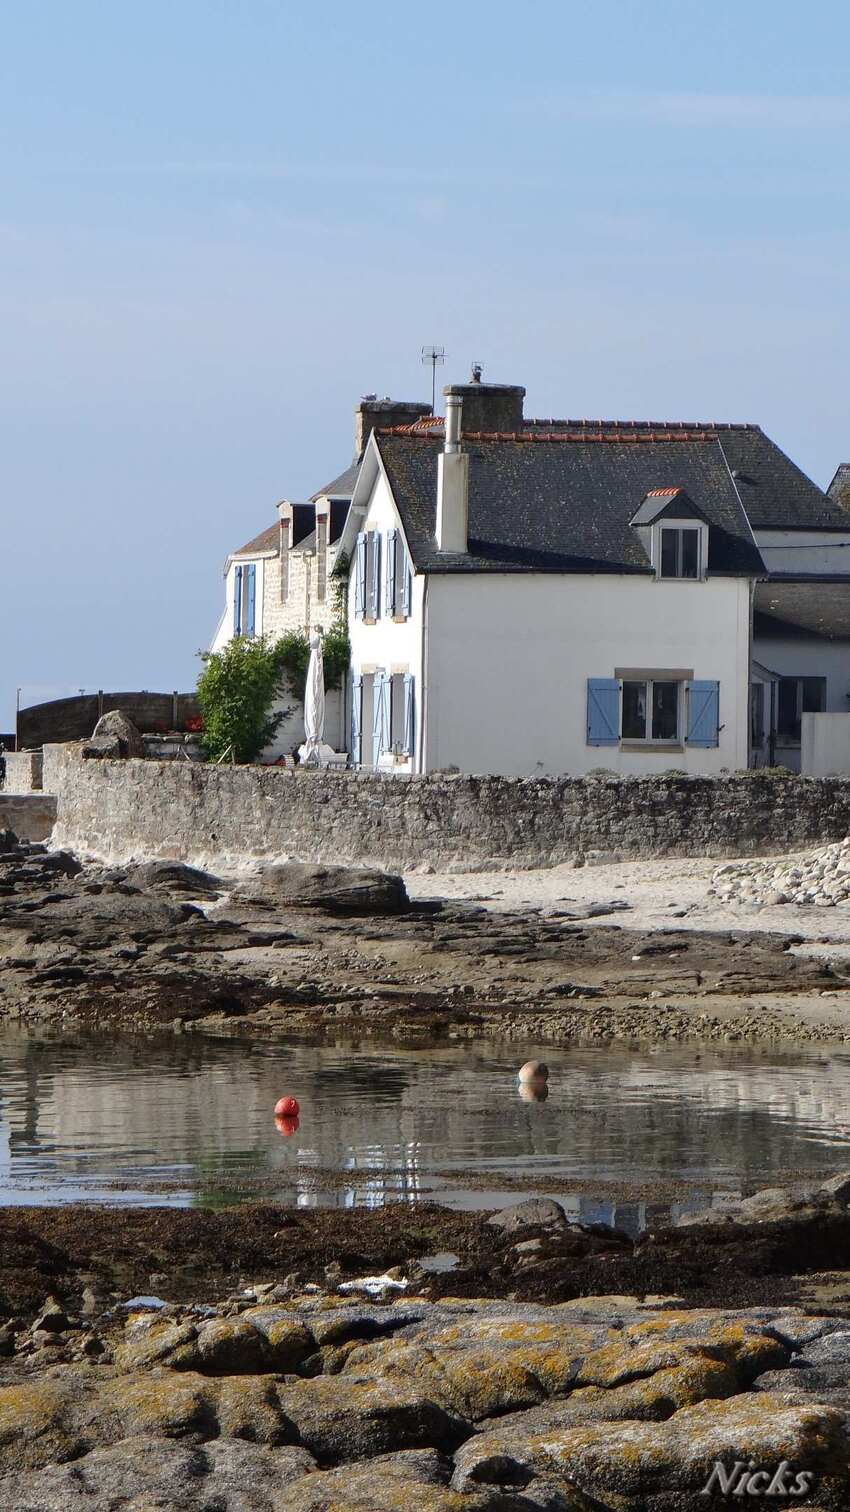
340, 374, 850, 777
209, 395, 431, 754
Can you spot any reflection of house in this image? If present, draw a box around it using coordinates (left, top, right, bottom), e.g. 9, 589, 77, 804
342, 371, 850, 776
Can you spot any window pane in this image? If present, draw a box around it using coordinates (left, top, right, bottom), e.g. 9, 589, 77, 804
652, 681, 679, 740
660, 530, 678, 576
680, 530, 699, 578
777, 679, 799, 739
801, 677, 825, 713
622, 681, 647, 739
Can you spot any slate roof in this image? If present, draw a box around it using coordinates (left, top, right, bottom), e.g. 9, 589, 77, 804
629, 487, 709, 527
374, 430, 766, 577
378, 419, 845, 534
311, 460, 360, 501
754, 577, 850, 640
233, 522, 278, 556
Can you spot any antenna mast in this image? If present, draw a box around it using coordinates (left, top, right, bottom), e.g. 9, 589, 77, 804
420, 345, 445, 412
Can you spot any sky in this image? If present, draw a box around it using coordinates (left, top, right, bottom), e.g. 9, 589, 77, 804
2, 0, 850, 727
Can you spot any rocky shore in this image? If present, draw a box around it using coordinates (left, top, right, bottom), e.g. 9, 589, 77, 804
4, 1188, 850, 1509
1, 833, 849, 1044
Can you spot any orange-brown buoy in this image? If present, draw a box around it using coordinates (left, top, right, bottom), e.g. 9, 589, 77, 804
275, 1113, 299, 1137
274, 1096, 300, 1117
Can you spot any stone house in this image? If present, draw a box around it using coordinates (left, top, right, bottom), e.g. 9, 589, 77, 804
340, 373, 850, 776
209, 395, 431, 756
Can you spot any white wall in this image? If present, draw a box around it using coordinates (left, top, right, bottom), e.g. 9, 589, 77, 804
802, 712, 850, 775
754, 529, 850, 574
423, 573, 751, 777
347, 471, 425, 769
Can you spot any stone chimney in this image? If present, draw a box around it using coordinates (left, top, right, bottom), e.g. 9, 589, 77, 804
443, 366, 525, 435
354, 396, 433, 458
436, 393, 469, 553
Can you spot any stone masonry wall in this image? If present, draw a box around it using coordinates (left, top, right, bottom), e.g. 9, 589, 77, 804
0, 795, 57, 843
2, 752, 43, 794
43, 744, 850, 871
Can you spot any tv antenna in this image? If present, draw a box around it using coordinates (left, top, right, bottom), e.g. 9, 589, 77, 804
421, 345, 445, 412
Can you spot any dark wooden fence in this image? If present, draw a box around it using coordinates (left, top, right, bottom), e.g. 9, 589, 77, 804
17, 691, 200, 750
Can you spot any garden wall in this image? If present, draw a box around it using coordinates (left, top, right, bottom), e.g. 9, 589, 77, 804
42, 744, 850, 871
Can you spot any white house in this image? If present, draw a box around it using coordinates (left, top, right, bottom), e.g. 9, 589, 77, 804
341, 374, 849, 777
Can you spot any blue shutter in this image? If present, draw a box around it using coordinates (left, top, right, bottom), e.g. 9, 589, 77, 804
367, 534, 382, 618
233, 564, 243, 635
385, 528, 397, 616
686, 680, 720, 747
401, 546, 412, 619
245, 563, 256, 637
586, 678, 620, 746
355, 534, 367, 618
381, 672, 392, 754
403, 673, 415, 756
372, 672, 385, 764
350, 676, 362, 765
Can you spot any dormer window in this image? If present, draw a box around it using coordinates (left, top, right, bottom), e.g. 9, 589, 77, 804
660, 526, 701, 579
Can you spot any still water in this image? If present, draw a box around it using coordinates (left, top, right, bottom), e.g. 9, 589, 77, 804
2, 1027, 850, 1231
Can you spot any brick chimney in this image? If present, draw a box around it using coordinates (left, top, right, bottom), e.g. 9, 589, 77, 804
443, 366, 525, 435
354, 396, 433, 458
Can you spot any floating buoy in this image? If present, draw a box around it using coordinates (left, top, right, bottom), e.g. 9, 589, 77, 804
275, 1114, 299, 1137
518, 1060, 549, 1083
274, 1095, 300, 1117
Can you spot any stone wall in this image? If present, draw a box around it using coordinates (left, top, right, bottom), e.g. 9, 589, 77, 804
0, 795, 57, 843
43, 744, 850, 871
2, 751, 43, 794
18, 691, 200, 749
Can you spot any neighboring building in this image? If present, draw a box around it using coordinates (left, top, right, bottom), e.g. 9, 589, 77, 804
341, 373, 850, 777
209, 395, 430, 758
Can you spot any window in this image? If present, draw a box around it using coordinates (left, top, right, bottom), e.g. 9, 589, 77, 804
384, 528, 412, 619
750, 683, 765, 746
354, 532, 381, 620
659, 526, 701, 579
232, 562, 256, 637
776, 677, 826, 743
622, 679, 681, 742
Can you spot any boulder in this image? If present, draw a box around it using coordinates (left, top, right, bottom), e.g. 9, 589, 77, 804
487, 1199, 569, 1235
124, 859, 225, 899
234, 861, 408, 915
91, 709, 145, 758
282, 1448, 527, 1511
273, 1374, 469, 1462
451, 1392, 850, 1507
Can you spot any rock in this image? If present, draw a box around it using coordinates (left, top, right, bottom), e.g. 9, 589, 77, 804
0, 1435, 316, 1511
451, 1392, 850, 1506
487, 1199, 569, 1235
274, 1374, 469, 1462
91, 709, 145, 758
282, 1448, 522, 1510
124, 859, 225, 899
114, 1310, 314, 1375
32, 1297, 69, 1334
233, 861, 408, 915
819, 1170, 850, 1205
80, 735, 123, 759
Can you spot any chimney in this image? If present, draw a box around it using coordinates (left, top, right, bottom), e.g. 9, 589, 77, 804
354, 396, 433, 458
436, 393, 469, 553
443, 367, 525, 435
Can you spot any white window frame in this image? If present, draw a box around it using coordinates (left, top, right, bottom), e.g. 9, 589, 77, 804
653, 520, 708, 581
620, 677, 682, 744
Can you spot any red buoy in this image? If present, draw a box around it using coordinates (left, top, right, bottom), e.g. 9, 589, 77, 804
275, 1114, 300, 1137
274, 1095, 300, 1118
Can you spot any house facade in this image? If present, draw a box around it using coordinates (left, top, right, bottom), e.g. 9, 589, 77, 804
342, 375, 849, 777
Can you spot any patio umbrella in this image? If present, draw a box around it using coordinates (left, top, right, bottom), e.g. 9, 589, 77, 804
302, 633, 325, 759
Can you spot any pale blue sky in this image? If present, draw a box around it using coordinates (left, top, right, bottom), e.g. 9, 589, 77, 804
3, 0, 850, 725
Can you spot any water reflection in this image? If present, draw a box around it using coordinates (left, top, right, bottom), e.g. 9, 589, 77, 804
1, 1027, 849, 1227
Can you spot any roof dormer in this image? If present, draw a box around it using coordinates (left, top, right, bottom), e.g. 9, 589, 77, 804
630, 487, 709, 580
